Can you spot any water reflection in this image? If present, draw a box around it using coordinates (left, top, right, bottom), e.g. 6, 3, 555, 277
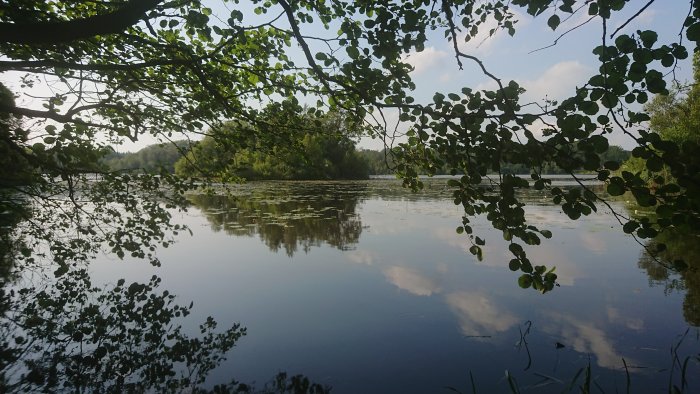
445, 291, 518, 337
542, 312, 634, 370
0, 237, 245, 392
0, 201, 247, 391
67, 179, 696, 392
637, 228, 700, 326
607, 307, 645, 331
383, 266, 441, 296
345, 249, 377, 265
187, 183, 365, 256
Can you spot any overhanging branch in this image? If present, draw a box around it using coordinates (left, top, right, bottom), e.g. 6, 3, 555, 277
0, 0, 163, 44
0, 58, 196, 72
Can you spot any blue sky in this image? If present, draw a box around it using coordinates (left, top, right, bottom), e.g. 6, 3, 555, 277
357, 0, 692, 150
214, 0, 694, 151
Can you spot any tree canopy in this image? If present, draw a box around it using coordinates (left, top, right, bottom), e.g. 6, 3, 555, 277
175, 107, 370, 180
1, 0, 700, 296
102, 140, 191, 173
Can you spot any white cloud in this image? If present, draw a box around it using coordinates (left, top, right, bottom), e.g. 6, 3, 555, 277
432, 227, 513, 269
543, 312, 638, 370
460, 22, 502, 56
446, 291, 518, 336
519, 60, 591, 102
383, 266, 441, 296
612, 9, 656, 34
525, 244, 584, 286
458, 9, 531, 56
581, 232, 607, 254
476, 60, 591, 103
430, 222, 585, 286
554, 8, 597, 35
439, 72, 453, 83
401, 46, 449, 75
431, 227, 471, 254
632, 9, 656, 26
346, 249, 376, 265
607, 307, 644, 331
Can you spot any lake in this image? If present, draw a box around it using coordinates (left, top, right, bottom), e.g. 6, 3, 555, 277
88, 179, 698, 393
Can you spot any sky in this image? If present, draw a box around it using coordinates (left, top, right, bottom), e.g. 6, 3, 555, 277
357, 0, 693, 150
0, 0, 693, 152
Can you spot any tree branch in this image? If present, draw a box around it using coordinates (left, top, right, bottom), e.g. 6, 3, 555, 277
0, 0, 163, 44
0, 103, 122, 136
609, 0, 656, 38
0, 58, 196, 72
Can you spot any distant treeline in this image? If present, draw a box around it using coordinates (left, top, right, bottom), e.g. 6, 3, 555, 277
500, 145, 631, 175
361, 145, 630, 176
102, 142, 630, 178
101, 141, 190, 174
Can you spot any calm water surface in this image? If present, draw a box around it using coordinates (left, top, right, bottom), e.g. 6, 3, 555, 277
92, 179, 699, 393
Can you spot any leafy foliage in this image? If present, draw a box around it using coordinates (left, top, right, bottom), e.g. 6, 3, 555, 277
175, 108, 370, 180
619, 52, 700, 262
1, 1, 700, 298
188, 182, 365, 256
1, 268, 245, 392
102, 141, 192, 173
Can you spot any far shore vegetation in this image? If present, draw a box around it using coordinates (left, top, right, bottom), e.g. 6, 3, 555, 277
102, 138, 631, 180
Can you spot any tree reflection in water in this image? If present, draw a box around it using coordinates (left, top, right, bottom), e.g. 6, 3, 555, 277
1, 266, 245, 391
0, 201, 329, 393
188, 182, 367, 256
637, 227, 700, 326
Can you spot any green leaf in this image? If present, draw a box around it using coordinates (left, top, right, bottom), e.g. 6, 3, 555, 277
588, 2, 599, 15
614, 35, 636, 53
622, 220, 639, 234
508, 243, 523, 255
661, 54, 675, 67
638, 30, 658, 48
469, 245, 480, 255
686, 22, 700, 42
589, 135, 609, 153
509, 259, 521, 271
433, 93, 445, 104
601, 91, 618, 108
656, 205, 674, 218
547, 14, 560, 30
646, 156, 663, 172
645, 70, 666, 93
346, 46, 360, 59
54, 264, 69, 277
518, 274, 533, 289
607, 182, 625, 196
603, 161, 620, 171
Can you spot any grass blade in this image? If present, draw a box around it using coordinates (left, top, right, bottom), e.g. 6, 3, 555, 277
582, 361, 591, 394
565, 367, 584, 393
622, 357, 631, 394
470, 371, 476, 394
505, 370, 520, 394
